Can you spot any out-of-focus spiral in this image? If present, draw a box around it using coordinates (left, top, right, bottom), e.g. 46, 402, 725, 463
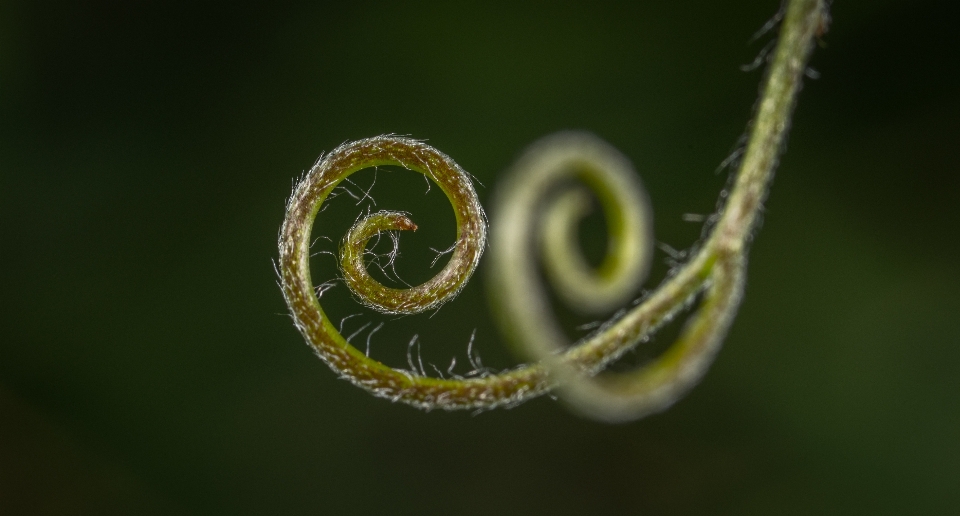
488, 132, 742, 422
486, 132, 654, 371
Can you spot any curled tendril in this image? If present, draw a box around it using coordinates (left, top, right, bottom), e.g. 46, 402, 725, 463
278, 0, 828, 420
532, 133, 654, 316
280, 136, 547, 410
489, 131, 744, 420
331, 140, 487, 315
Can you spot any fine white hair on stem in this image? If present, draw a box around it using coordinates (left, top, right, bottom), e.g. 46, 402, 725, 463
365, 322, 384, 357
338, 313, 361, 334
406, 334, 420, 376
346, 321, 372, 344
429, 243, 457, 268
741, 38, 778, 72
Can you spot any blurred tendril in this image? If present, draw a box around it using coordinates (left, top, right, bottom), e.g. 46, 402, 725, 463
278, 0, 829, 421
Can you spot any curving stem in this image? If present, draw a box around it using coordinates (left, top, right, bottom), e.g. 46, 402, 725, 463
278, 0, 829, 420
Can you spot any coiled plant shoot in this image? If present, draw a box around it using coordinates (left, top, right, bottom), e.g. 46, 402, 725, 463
278, 0, 829, 422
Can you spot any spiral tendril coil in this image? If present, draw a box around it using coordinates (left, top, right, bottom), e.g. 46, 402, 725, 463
278, 0, 828, 421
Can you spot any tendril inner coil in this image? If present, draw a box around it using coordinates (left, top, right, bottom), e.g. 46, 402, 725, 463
535, 134, 653, 316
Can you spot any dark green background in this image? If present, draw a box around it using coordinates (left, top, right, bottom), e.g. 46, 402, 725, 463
2, 0, 958, 514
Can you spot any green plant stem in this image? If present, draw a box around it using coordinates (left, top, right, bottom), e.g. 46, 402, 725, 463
512, 0, 829, 421
278, 0, 828, 420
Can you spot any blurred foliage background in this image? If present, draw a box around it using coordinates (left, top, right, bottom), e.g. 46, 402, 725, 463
2, 0, 959, 514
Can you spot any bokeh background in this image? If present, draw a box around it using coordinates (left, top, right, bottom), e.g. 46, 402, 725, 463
2, 0, 958, 514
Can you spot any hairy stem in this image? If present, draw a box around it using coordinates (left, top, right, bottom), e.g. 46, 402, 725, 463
278, 0, 828, 420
